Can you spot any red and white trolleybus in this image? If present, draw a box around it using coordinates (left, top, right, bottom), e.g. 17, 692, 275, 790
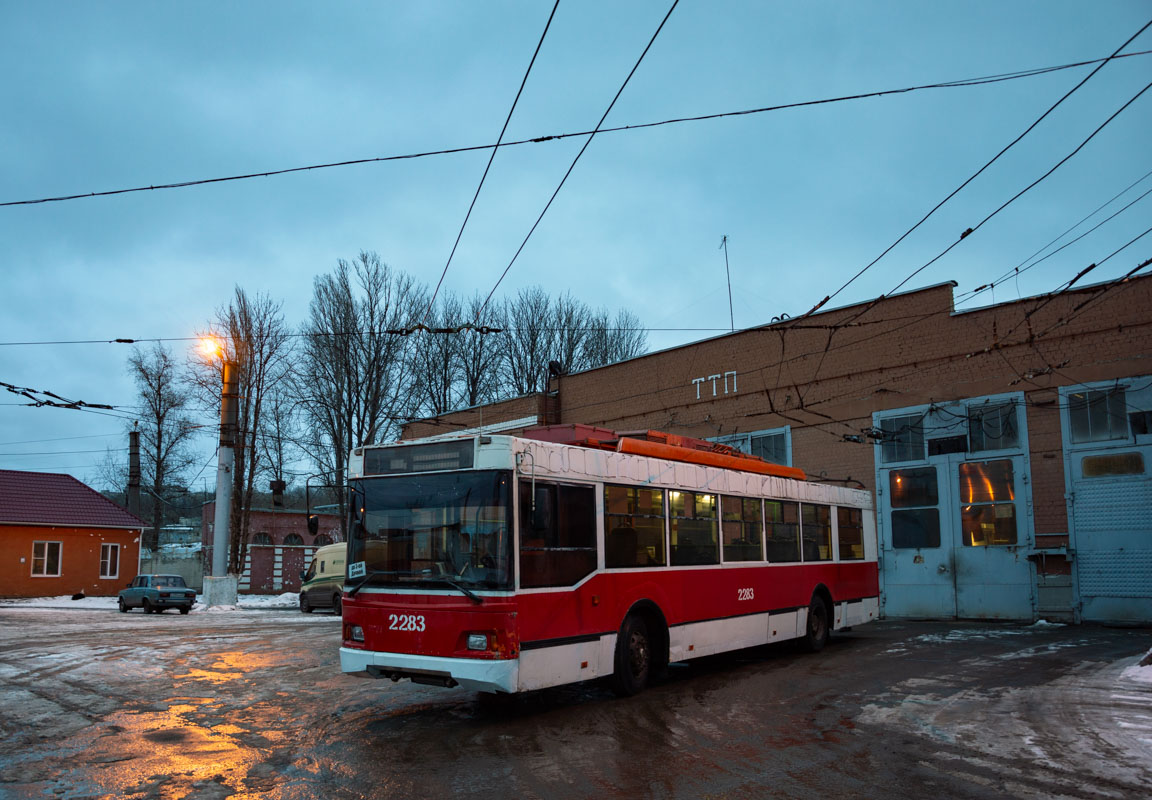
338, 425, 878, 695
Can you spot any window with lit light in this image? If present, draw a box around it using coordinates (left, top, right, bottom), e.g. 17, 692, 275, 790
959, 460, 1016, 546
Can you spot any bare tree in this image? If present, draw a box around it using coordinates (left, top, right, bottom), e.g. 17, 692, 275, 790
191, 289, 294, 575
500, 286, 556, 395
551, 291, 590, 374
128, 343, 199, 551
411, 291, 463, 417
296, 252, 425, 535
583, 308, 648, 369
458, 293, 505, 407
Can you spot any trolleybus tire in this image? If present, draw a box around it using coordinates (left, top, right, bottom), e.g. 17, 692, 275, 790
803, 596, 829, 653
610, 615, 651, 697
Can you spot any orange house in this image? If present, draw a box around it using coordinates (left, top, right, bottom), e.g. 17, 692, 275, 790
0, 469, 145, 598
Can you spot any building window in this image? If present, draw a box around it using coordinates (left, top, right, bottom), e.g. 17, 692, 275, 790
1082, 452, 1144, 477
32, 541, 61, 577
712, 427, 790, 465
1069, 388, 1128, 443
314, 534, 334, 545
251, 532, 273, 546
881, 415, 924, 463
837, 507, 864, 560
968, 402, 1019, 451
605, 485, 666, 568
889, 466, 940, 549
520, 481, 597, 588
959, 460, 1017, 546
99, 544, 120, 579
283, 533, 304, 546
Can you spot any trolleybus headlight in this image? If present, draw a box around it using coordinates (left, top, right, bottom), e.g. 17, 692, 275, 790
349, 625, 365, 642
466, 633, 488, 651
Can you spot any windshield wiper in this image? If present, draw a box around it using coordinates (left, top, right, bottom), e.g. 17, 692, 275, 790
425, 577, 483, 604
346, 570, 410, 597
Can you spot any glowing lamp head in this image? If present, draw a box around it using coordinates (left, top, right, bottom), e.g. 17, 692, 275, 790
199, 336, 223, 359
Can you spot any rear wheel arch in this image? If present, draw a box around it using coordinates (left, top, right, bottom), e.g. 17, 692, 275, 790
620, 600, 670, 674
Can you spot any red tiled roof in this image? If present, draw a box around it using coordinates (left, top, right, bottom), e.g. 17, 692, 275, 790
0, 469, 145, 529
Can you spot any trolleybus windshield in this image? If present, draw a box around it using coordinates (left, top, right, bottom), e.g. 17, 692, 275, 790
348, 470, 513, 592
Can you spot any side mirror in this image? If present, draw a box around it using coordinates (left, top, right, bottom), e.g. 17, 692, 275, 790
299, 570, 307, 581
307, 515, 319, 536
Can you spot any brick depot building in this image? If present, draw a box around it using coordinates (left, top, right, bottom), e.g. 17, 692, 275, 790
405, 277, 1152, 624
200, 504, 342, 594
0, 469, 145, 598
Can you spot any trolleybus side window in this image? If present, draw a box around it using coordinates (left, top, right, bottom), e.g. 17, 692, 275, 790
765, 500, 801, 562
670, 491, 719, 566
837, 507, 865, 560
604, 485, 666, 568
801, 503, 832, 561
721, 495, 763, 562
519, 481, 597, 588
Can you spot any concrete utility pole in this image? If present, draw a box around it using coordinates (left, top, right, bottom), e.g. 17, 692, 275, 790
205, 359, 239, 606
126, 427, 142, 517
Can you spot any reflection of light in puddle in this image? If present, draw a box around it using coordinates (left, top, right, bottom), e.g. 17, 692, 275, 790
175, 668, 243, 684
212, 650, 281, 673
211, 724, 247, 735
69, 705, 263, 799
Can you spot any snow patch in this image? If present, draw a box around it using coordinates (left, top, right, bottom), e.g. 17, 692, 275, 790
0, 592, 301, 611
1122, 649, 1152, 685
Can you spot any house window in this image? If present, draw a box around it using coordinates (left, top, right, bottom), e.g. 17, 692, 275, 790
1069, 388, 1128, 443
314, 534, 334, 546
284, 534, 304, 546
32, 541, 61, 577
881, 415, 924, 463
969, 402, 1018, 451
251, 532, 273, 546
100, 544, 120, 579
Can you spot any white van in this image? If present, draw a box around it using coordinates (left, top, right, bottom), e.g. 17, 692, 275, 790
300, 542, 346, 616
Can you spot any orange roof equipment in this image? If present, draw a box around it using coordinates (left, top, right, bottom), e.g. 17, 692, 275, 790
521, 425, 806, 481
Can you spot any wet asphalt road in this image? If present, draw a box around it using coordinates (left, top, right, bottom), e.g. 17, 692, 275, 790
0, 607, 1149, 800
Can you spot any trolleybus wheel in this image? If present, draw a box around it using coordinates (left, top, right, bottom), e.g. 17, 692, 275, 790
610, 615, 651, 697
803, 597, 829, 653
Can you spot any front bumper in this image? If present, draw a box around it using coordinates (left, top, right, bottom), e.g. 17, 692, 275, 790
340, 647, 518, 693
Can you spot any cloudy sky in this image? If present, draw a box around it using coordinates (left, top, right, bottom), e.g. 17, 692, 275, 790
1, 1, 1149, 491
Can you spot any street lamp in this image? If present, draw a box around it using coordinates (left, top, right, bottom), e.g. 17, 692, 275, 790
201, 336, 240, 607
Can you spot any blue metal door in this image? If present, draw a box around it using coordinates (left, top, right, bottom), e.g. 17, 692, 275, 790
1068, 444, 1152, 623
879, 454, 1034, 619
952, 456, 1034, 619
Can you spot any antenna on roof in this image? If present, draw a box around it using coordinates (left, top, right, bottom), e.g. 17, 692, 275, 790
720, 235, 734, 332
